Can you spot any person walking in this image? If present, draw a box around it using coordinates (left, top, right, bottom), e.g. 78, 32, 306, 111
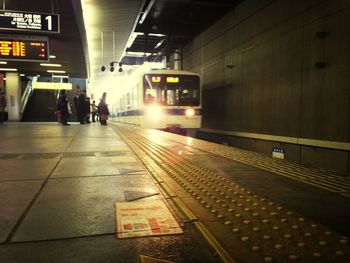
98, 92, 109, 125
0, 88, 7, 125
57, 90, 70, 125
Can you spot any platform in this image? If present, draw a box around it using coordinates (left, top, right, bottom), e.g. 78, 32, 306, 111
0, 122, 349, 263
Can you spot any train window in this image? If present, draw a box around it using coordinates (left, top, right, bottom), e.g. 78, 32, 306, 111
126, 93, 130, 104
160, 90, 166, 104
145, 88, 156, 103
179, 76, 200, 106
144, 74, 199, 106
166, 89, 179, 105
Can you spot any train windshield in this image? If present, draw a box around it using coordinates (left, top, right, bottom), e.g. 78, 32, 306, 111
144, 74, 200, 106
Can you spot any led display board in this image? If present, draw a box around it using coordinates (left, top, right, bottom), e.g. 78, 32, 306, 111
0, 35, 49, 62
0, 10, 59, 33
166, 77, 179, 83
151, 76, 161, 82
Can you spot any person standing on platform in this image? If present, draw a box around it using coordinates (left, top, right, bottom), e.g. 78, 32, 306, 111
91, 100, 98, 122
73, 85, 86, 124
73, 86, 82, 124
98, 92, 109, 125
80, 90, 88, 124
85, 96, 91, 124
0, 88, 7, 125
57, 90, 70, 126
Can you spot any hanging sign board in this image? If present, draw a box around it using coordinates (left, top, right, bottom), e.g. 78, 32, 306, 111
33, 82, 72, 90
0, 34, 49, 62
0, 10, 59, 33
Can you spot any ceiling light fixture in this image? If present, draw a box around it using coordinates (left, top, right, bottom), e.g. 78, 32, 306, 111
125, 51, 152, 57
47, 70, 66, 73
0, 68, 17, 71
148, 33, 166, 37
52, 75, 69, 78
155, 39, 165, 49
20, 74, 25, 76
49, 55, 56, 59
40, 63, 62, 67
126, 32, 144, 49
139, 0, 155, 24
0, 61, 7, 64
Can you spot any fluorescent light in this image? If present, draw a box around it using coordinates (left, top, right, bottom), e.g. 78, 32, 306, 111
40, 63, 62, 67
155, 39, 165, 49
0, 61, 7, 64
0, 68, 17, 71
49, 55, 56, 59
148, 33, 166, 37
20, 74, 25, 77
126, 32, 143, 49
125, 51, 152, 57
47, 70, 66, 73
52, 75, 69, 78
3, 77, 6, 80
139, 0, 155, 24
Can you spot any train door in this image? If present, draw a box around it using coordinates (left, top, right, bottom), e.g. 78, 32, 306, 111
165, 86, 179, 106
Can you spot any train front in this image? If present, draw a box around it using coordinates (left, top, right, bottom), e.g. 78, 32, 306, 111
142, 72, 201, 135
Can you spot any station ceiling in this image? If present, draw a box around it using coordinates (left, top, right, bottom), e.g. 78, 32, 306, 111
0, 0, 242, 79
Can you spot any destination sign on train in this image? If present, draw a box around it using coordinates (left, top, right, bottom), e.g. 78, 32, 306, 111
0, 35, 49, 62
0, 10, 59, 33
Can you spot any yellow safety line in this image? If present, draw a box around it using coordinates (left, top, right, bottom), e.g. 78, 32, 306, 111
111, 124, 236, 263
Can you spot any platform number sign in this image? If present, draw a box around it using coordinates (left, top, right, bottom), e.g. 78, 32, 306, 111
0, 10, 59, 33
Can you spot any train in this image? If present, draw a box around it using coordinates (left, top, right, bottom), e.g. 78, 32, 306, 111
112, 69, 202, 135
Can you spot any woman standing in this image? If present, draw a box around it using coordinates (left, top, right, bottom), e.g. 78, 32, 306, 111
57, 90, 70, 126
98, 92, 109, 125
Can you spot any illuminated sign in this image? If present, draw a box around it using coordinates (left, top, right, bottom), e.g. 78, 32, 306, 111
0, 35, 49, 62
33, 82, 72, 90
0, 10, 59, 33
166, 76, 179, 83
151, 76, 161, 82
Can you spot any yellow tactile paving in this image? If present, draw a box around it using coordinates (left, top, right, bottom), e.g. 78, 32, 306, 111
149, 130, 350, 196
111, 124, 350, 263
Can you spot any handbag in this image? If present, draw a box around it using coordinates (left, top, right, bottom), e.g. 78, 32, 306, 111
100, 114, 109, 121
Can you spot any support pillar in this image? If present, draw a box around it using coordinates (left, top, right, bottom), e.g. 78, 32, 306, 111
6, 72, 21, 121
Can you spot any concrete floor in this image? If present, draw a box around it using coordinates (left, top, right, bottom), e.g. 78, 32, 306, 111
1, 122, 350, 263
0, 123, 218, 263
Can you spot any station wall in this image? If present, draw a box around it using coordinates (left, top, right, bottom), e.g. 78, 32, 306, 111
183, 0, 350, 173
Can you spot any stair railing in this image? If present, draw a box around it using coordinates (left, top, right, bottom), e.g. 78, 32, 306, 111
19, 77, 36, 117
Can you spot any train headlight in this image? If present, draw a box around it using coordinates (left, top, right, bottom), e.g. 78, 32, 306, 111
146, 105, 163, 120
185, 108, 195, 117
